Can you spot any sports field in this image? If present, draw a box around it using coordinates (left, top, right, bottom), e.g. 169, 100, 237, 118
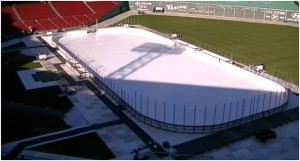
122, 15, 299, 85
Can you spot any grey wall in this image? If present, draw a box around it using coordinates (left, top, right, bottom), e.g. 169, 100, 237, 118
132, 1, 299, 24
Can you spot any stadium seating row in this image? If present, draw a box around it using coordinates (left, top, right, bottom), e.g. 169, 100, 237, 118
2, 1, 117, 34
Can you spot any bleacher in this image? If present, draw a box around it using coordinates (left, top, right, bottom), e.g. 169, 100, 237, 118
1, 6, 27, 33
14, 3, 56, 19
85, 14, 100, 22
51, 2, 93, 16
1, 1, 120, 34
62, 16, 81, 27
23, 19, 44, 31
2, 6, 19, 21
86, 1, 118, 19
87, 1, 117, 13
37, 19, 57, 30
50, 17, 70, 29
74, 15, 92, 25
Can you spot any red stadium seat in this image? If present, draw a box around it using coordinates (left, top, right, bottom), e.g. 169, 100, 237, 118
86, 1, 117, 13
51, 2, 93, 16
15, 2, 56, 20
23, 19, 45, 32
2, 1, 119, 33
37, 19, 57, 30
2, 6, 19, 21
62, 16, 82, 27
50, 17, 70, 29
74, 15, 92, 26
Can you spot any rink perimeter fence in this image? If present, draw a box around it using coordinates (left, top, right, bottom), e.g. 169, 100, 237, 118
52, 28, 290, 134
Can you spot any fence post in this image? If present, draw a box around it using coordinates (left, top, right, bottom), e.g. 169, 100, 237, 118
268, 92, 272, 111
235, 101, 239, 120
121, 89, 123, 103
135, 91, 137, 109
203, 105, 207, 131
222, 104, 226, 124
140, 94, 142, 113
155, 100, 157, 120
131, 97, 135, 115
183, 105, 186, 126
255, 95, 260, 114
249, 96, 253, 116
227, 102, 232, 128
262, 93, 266, 112
278, 89, 282, 107
127, 93, 129, 107
173, 104, 176, 124
164, 102, 166, 122
147, 97, 149, 117
274, 90, 278, 108
194, 105, 197, 129
213, 105, 217, 125
116, 85, 119, 96
113, 82, 116, 92
241, 99, 245, 118
252, 96, 256, 119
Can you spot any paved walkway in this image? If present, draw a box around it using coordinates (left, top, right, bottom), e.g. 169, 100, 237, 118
37, 36, 168, 158
4, 120, 122, 160
174, 107, 299, 155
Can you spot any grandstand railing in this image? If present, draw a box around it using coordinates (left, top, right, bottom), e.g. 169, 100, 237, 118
53, 33, 290, 133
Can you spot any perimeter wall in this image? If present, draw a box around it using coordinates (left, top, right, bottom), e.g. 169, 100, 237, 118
52, 28, 290, 133
129, 1, 299, 24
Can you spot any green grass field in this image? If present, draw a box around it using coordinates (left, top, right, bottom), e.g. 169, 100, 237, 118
121, 15, 299, 85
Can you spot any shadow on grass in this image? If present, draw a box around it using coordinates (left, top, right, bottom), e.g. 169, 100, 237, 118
29, 132, 115, 160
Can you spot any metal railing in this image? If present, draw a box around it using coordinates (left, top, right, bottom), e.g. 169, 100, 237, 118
52, 29, 290, 134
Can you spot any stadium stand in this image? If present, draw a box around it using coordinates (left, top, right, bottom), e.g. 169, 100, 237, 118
49, 17, 70, 29
1, 6, 27, 33
1, 1, 125, 35
14, 2, 57, 20
85, 13, 101, 22
2, 6, 19, 21
62, 16, 82, 27
37, 19, 57, 30
73, 15, 92, 25
51, 1, 93, 16
86, 1, 118, 19
86, 1, 117, 13
23, 19, 45, 31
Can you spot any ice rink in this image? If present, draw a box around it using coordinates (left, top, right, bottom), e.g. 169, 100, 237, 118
55, 27, 288, 127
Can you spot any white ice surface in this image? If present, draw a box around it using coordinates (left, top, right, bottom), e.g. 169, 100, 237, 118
56, 27, 288, 126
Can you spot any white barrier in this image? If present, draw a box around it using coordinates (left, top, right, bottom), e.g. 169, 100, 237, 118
66, 30, 87, 38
